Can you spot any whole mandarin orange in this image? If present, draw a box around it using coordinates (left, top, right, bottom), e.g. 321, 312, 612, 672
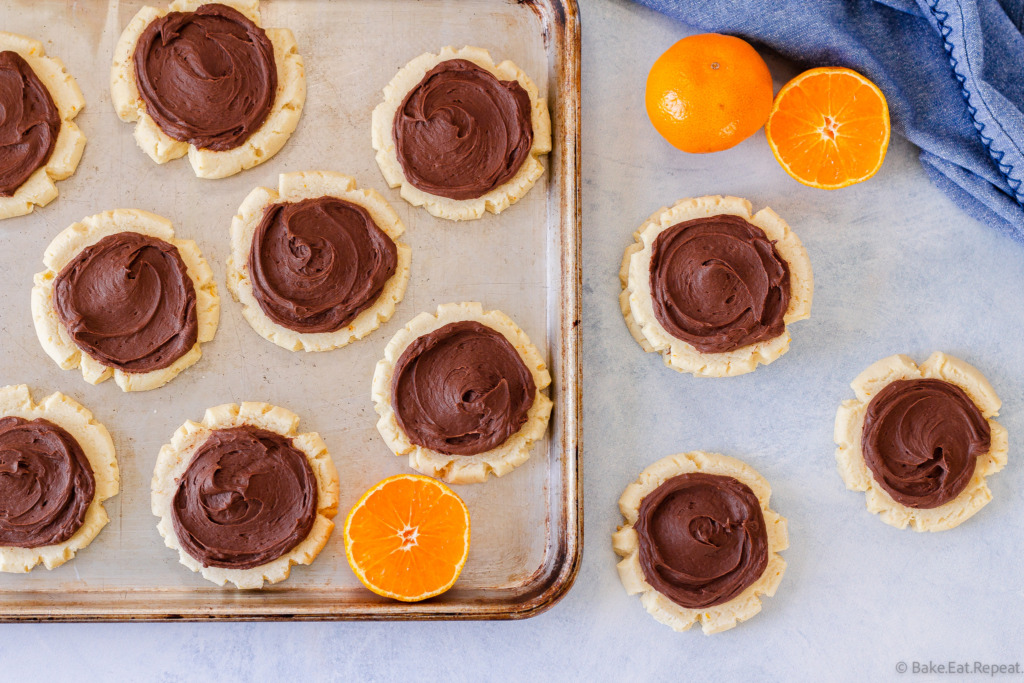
645, 33, 774, 154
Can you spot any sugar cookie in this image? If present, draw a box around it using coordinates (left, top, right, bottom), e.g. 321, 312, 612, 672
834, 352, 1007, 531
372, 46, 551, 220
372, 302, 552, 484
111, 0, 304, 178
151, 402, 339, 589
32, 209, 219, 392
0, 385, 118, 573
0, 32, 86, 219
613, 451, 787, 634
227, 171, 410, 352
620, 195, 812, 377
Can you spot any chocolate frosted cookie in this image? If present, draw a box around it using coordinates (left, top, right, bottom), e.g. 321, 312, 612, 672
32, 209, 220, 392
835, 352, 1007, 532
372, 303, 552, 484
372, 46, 551, 221
620, 195, 813, 377
391, 321, 536, 455
227, 172, 411, 352
613, 452, 788, 634
0, 32, 86, 220
151, 402, 339, 589
111, 0, 305, 178
0, 385, 118, 573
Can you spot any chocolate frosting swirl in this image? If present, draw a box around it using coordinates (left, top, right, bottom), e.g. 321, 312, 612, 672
171, 425, 317, 570
862, 378, 990, 509
649, 215, 791, 354
248, 197, 398, 334
133, 3, 277, 151
0, 50, 60, 197
391, 321, 536, 455
392, 59, 534, 200
635, 473, 768, 609
53, 231, 199, 373
0, 416, 95, 548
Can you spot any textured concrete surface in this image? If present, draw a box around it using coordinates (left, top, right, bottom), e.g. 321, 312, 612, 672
2, 1, 1023, 680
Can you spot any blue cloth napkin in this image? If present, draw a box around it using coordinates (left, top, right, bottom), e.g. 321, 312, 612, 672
633, 0, 1024, 238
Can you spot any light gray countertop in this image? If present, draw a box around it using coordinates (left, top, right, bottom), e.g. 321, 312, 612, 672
3, 1, 1023, 680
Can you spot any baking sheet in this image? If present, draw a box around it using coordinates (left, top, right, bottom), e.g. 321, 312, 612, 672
0, 0, 580, 620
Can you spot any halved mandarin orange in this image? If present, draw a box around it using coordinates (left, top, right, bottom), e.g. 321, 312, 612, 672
766, 67, 891, 189
344, 474, 470, 602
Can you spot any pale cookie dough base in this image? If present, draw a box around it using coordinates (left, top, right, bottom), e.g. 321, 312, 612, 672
110, 0, 305, 179
0, 32, 86, 220
31, 208, 220, 392
834, 352, 1007, 532
620, 195, 814, 377
227, 171, 411, 352
371, 45, 552, 221
372, 302, 553, 484
0, 385, 118, 573
151, 402, 340, 589
612, 452, 788, 635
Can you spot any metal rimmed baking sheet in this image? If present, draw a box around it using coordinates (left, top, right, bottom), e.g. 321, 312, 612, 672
0, 0, 580, 621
